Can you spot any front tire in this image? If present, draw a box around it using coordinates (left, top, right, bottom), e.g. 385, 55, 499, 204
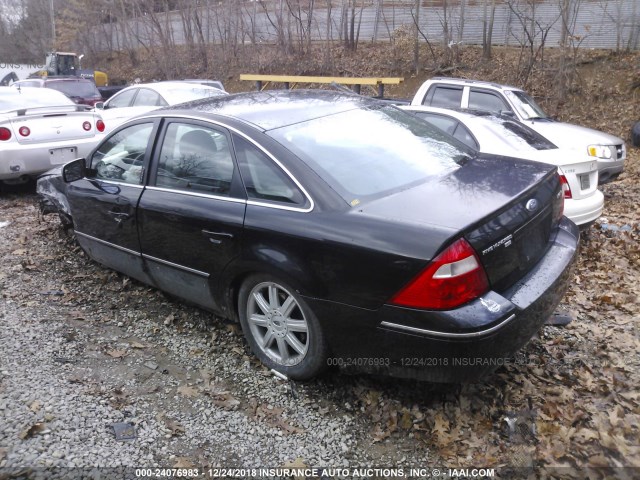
238, 274, 328, 380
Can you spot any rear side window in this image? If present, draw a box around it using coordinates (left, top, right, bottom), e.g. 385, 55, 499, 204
133, 88, 167, 107
424, 85, 463, 108
108, 89, 136, 108
155, 123, 235, 196
468, 89, 510, 114
233, 134, 306, 206
417, 112, 457, 135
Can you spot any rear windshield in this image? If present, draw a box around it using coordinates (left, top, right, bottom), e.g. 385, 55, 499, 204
48, 80, 100, 98
162, 86, 227, 104
0, 88, 75, 111
268, 105, 473, 205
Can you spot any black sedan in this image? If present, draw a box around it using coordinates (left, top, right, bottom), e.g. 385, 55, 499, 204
37, 90, 579, 382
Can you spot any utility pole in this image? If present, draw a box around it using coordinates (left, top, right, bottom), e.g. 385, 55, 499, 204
50, 0, 55, 48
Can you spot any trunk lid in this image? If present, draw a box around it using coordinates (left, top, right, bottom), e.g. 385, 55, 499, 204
357, 154, 562, 292
9, 109, 99, 144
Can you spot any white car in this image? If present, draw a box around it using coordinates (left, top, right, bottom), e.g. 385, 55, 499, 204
97, 81, 228, 134
402, 105, 604, 227
0, 87, 105, 185
411, 78, 626, 183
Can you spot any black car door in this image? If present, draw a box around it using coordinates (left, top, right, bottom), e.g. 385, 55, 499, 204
137, 119, 246, 313
66, 120, 158, 285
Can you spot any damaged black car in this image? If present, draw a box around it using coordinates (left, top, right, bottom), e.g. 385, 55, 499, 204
38, 90, 579, 382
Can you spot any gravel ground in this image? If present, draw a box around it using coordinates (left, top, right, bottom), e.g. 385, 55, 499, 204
0, 192, 429, 478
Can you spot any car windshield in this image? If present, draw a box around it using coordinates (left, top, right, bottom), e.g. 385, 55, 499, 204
507, 90, 548, 120
490, 118, 556, 150
162, 86, 227, 104
0, 88, 75, 111
269, 105, 473, 205
48, 81, 100, 97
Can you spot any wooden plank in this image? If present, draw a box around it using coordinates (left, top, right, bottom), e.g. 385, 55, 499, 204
240, 74, 403, 85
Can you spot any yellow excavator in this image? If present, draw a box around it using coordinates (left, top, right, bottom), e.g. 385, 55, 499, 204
33, 52, 109, 87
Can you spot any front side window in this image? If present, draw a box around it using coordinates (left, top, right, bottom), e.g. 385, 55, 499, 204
90, 123, 153, 184
234, 135, 306, 206
468, 89, 510, 113
155, 123, 235, 196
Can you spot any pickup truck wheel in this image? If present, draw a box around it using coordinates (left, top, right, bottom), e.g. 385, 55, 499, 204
238, 274, 328, 380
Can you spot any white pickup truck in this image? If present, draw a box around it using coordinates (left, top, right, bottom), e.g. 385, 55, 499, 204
411, 77, 626, 183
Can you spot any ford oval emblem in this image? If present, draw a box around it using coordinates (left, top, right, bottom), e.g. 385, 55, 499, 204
526, 199, 539, 212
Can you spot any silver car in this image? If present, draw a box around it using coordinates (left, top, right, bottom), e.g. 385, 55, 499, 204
96, 81, 228, 134
0, 87, 105, 184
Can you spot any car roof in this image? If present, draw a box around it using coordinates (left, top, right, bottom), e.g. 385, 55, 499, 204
163, 89, 384, 130
121, 81, 223, 94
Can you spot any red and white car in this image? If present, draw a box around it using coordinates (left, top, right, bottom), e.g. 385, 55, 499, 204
0, 87, 105, 184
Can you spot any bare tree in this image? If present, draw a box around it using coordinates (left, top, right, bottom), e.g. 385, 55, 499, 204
482, 0, 496, 60
506, 0, 558, 87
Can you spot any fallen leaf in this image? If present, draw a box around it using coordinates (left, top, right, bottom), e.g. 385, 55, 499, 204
177, 385, 199, 398
19, 423, 46, 440
173, 457, 195, 469
157, 414, 185, 436
106, 349, 127, 358
28, 400, 41, 413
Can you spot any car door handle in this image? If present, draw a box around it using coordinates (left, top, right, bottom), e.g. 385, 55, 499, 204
201, 230, 234, 245
107, 211, 130, 224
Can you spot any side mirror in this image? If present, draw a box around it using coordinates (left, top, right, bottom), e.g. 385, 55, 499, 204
95, 102, 105, 110
62, 158, 86, 183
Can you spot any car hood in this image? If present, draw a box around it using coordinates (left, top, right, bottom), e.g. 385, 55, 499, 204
354, 154, 554, 232
523, 120, 624, 148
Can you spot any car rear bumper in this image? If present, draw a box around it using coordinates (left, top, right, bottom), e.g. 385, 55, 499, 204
307, 217, 579, 382
0, 137, 99, 180
564, 189, 604, 226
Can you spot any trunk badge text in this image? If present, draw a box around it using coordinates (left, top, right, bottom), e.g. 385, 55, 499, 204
482, 234, 513, 256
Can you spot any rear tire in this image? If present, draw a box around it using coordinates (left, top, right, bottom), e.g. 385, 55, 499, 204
238, 274, 328, 380
632, 121, 640, 148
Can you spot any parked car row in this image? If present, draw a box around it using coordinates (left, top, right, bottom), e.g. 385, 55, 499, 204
401, 106, 604, 227
3, 74, 629, 382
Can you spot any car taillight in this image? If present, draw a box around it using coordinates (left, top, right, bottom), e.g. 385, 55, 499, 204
559, 174, 572, 199
18, 126, 30, 137
553, 173, 565, 222
390, 238, 489, 310
96, 120, 105, 132
0, 127, 11, 141
83, 121, 91, 131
